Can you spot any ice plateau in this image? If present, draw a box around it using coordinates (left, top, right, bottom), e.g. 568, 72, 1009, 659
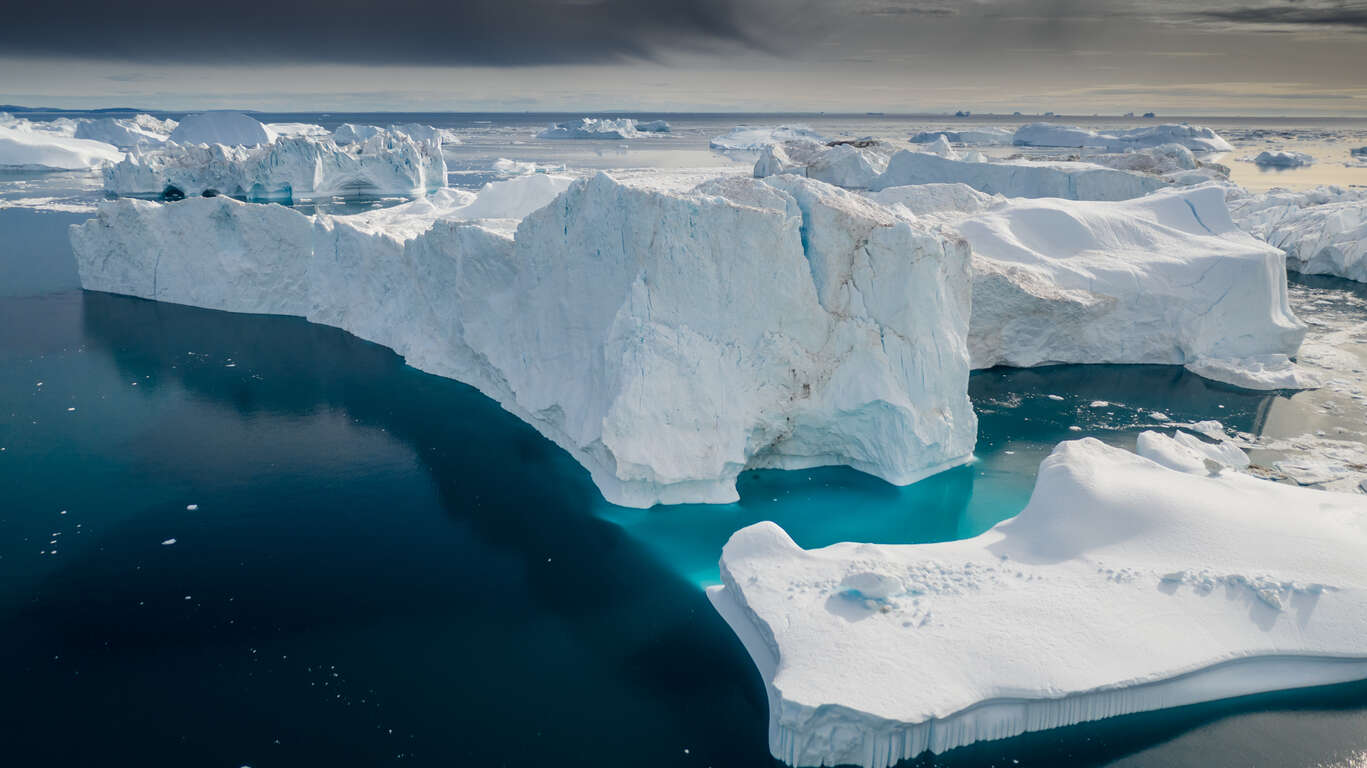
167, 111, 274, 146
708, 436, 1367, 767
71, 172, 979, 507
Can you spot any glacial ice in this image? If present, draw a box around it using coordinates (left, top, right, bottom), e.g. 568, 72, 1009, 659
710, 125, 827, 151
1254, 150, 1315, 168
167, 111, 274, 147
955, 184, 1307, 377
635, 120, 671, 133
73, 115, 176, 149
333, 122, 460, 145
868, 151, 1169, 200
72, 172, 979, 507
754, 139, 893, 189
266, 122, 331, 138
0, 123, 124, 170
708, 436, 1367, 767
910, 128, 1013, 145
1013, 123, 1233, 153
1229, 186, 1367, 282
103, 130, 447, 200
537, 118, 647, 140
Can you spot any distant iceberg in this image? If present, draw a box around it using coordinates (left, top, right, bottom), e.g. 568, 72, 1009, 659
1013, 123, 1233, 153
1254, 150, 1315, 168
332, 122, 460, 146
754, 139, 893, 189
538, 118, 645, 140
709, 436, 1367, 767
869, 150, 1168, 200
73, 114, 176, 149
168, 111, 274, 147
910, 127, 1012, 145
634, 119, 671, 133
710, 125, 826, 151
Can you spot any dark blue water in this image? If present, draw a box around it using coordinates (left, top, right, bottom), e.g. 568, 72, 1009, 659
4, 205, 1367, 768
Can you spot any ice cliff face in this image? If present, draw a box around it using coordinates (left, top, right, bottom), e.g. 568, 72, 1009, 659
1230, 186, 1367, 282
103, 130, 448, 200
71, 172, 978, 507
708, 436, 1367, 767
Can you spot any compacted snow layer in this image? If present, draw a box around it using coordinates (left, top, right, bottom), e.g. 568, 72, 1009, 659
71, 173, 978, 507
1230, 186, 1367, 282
708, 436, 1367, 767
868, 151, 1168, 200
168, 111, 274, 146
958, 185, 1306, 376
0, 124, 124, 170
103, 130, 447, 200
1013, 123, 1233, 153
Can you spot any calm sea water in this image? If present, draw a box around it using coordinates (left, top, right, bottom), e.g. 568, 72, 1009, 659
3, 112, 1367, 767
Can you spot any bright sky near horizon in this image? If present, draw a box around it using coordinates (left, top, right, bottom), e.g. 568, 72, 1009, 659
1, 0, 1364, 115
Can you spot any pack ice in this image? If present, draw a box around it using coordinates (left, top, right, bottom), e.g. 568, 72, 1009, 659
708, 435, 1367, 768
104, 129, 447, 200
1013, 123, 1233, 153
1230, 186, 1367, 282
71, 173, 978, 507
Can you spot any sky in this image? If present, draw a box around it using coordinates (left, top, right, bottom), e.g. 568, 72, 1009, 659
1, 0, 1365, 115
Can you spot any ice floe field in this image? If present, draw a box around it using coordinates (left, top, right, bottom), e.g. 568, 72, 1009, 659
3, 109, 1367, 768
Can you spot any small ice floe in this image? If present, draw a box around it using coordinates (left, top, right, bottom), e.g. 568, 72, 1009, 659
1150, 411, 1171, 421
1253, 150, 1315, 168
1046, 394, 1064, 401
1090, 401, 1110, 407
186, 504, 199, 511
161, 538, 177, 546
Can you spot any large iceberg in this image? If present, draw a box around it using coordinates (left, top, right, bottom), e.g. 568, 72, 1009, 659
955, 184, 1306, 378
708, 436, 1367, 767
1013, 123, 1233, 153
537, 118, 646, 140
72, 172, 978, 507
168, 111, 274, 146
754, 139, 893, 189
72, 114, 177, 149
0, 123, 123, 170
711, 125, 827, 151
868, 150, 1168, 200
103, 130, 447, 200
1230, 186, 1367, 282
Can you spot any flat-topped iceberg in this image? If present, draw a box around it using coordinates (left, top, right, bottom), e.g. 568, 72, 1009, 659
1254, 150, 1315, 168
709, 436, 1367, 767
1013, 122, 1233, 153
910, 128, 1013, 145
168, 111, 274, 146
0, 123, 124, 170
538, 118, 645, 140
104, 129, 447, 200
711, 125, 827, 151
868, 150, 1168, 200
1230, 186, 1367, 282
956, 184, 1306, 378
72, 172, 978, 507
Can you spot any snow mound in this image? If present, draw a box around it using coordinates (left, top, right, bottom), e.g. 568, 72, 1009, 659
710, 125, 826, 151
1014, 122, 1233, 153
168, 111, 273, 147
1229, 186, 1367, 282
71, 172, 978, 508
869, 151, 1168, 200
104, 130, 447, 200
73, 114, 176, 149
1254, 150, 1315, 168
0, 123, 124, 170
910, 128, 1013, 145
538, 118, 643, 140
955, 184, 1306, 372
708, 436, 1367, 766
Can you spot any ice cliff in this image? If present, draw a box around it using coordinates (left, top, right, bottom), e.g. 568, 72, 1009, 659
709, 436, 1367, 767
71, 173, 979, 507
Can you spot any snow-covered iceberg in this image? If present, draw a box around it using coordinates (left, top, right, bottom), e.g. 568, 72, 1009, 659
73, 114, 176, 149
868, 150, 1168, 201
709, 436, 1367, 767
1013, 123, 1233, 153
754, 139, 893, 189
711, 125, 826, 151
0, 123, 124, 170
103, 129, 447, 200
956, 184, 1306, 378
168, 111, 274, 146
1230, 186, 1367, 282
1254, 150, 1315, 168
538, 118, 645, 140
910, 128, 1013, 145
72, 172, 978, 507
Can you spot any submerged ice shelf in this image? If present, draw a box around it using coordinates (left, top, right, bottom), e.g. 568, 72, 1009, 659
708, 436, 1367, 767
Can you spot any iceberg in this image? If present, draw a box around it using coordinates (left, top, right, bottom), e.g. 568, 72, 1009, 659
537, 118, 644, 140
635, 120, 671, 133
754, 140, 893, 189
1229, 186, 1367, 282
868, 150, 1168, 200
1254, 150, 1315, 168
266, 122, 330, 139
73, 114, 176, 149
1013, 122, 1233, 153
708, 436, 1367, 767
103, 129, 447, 200
956, 184, 1306, 376
72, 172, 978, 507
910, 128, 1013, 145
710, 125, 827, 151
0, 123, 123, 170
334, 122, 460, 145
168, 111, 274, 147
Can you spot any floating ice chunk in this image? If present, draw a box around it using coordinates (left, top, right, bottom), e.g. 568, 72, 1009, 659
710, 125, 826, 151
1081, 143, 1199, 175
708, 438, 1367, 766
1254, 150, 1315, 168
1185, 354, 1322, 391
537, 118, 643, 140
161, 538, 176, 546
0, 124, 123, 170
868, 151, 1167, 200
168, 111, 274, 147
1228, 186, 1367, 282
916, 135, 960, 160
910, 128, 1012, 145
1014, 122, 1233, 153
389, 123, 461, 145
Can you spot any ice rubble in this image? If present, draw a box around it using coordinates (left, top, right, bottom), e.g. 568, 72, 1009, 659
710, 125, 827, 151
956, 185, 1307, 379
0, 123, 124, 170
708, 436, 1367, 768
537, 118, 647, 140
103, 129, 447, 200
1254, 150, 1315, 168
1013, 123, 1234, 153
72, 172, 978, 508
1229, 186, 1367, 282
910, 128, 1013, 145
167, 111, 274, 146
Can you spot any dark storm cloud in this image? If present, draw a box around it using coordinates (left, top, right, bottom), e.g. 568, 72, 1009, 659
0, 0, 757, 65
1187, 1, 1367, 30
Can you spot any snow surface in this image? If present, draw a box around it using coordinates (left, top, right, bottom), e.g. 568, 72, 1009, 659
1013, 123, 1233, 153
868, 151, 1168, 200
1254, 150, 1316, 168
1230, 186, 1367, 282
168, 111, 274, 147
955, 184, 1307, 375
104, 130, 447, 200
708, 436, 1367, 767
711, 125, 827, 151
72, 172, 978, 507
0, 123, 124, 170
538, 118, 645, 140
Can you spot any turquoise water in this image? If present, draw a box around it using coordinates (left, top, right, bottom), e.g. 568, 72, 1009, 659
3, 142, 1367, 767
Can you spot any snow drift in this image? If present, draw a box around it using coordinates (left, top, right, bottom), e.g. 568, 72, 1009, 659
709, 435, 1367, 767
71, 172, 978, 507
